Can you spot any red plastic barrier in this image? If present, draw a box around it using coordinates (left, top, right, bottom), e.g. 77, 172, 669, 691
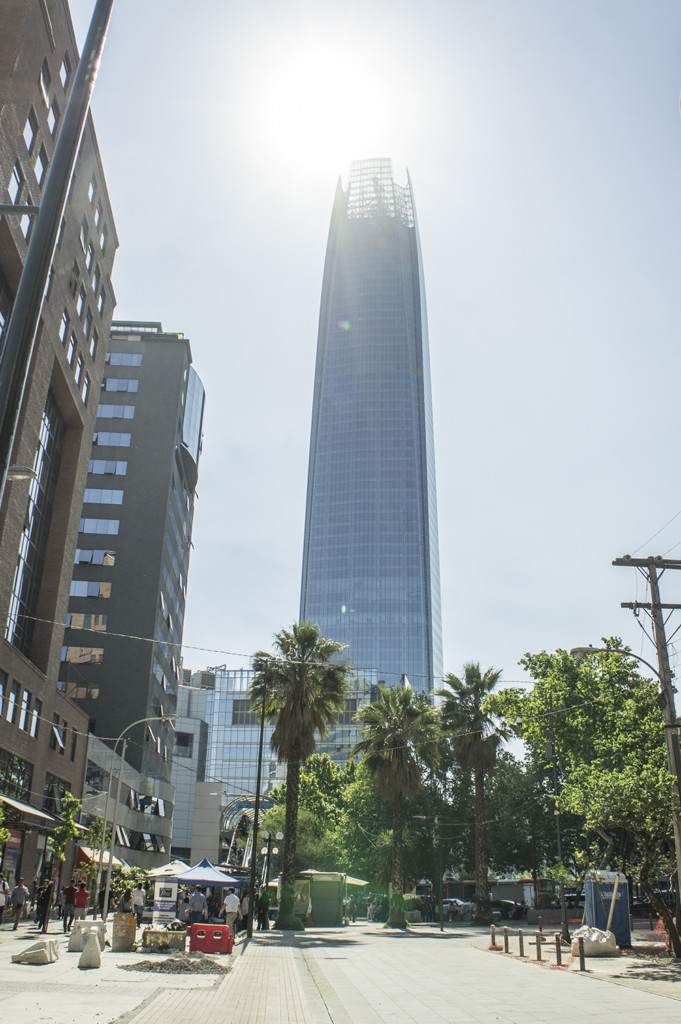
188, 923, 233, 954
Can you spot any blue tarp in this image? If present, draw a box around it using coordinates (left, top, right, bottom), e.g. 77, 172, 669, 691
584, 870, 631, 947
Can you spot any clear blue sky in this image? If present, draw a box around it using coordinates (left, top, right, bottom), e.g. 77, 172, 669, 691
69, 0, 681, 689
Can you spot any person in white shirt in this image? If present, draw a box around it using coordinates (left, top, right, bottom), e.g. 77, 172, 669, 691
222, 888, 241, 934
132, 884, 146, 927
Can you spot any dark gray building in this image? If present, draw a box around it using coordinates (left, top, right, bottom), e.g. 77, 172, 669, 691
0, 0, 117, 885
60, 321, 204, 865
300, 159, 442, 694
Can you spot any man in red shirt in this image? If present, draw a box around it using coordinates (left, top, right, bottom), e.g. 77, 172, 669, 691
74, 880, 89, 921
63, 880, 77, 933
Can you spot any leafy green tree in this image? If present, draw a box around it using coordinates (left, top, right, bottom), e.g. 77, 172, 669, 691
250, 622, 351, 929
438, 664, 507, 921
489, 641, 681, 955
352, 682, 439, 927
0, 797, 9, 849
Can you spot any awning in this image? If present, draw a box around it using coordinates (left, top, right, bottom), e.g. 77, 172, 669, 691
0, 794, 56, 823
176, 857, 240, 885
76, 845, 126, 867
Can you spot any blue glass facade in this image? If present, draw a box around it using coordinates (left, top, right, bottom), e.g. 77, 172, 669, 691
300, 159, 442, 693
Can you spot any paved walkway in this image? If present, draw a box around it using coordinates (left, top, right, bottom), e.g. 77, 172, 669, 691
124, 924, 681, 1024
1, 917, 681, 1023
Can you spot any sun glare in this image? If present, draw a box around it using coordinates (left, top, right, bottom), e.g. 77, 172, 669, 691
233, 31, 412, 178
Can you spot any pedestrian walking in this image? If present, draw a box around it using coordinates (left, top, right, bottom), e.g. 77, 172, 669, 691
74, 880, 89, 920
62, 880, 77, 932
240, 890, 250, 932
118, 887, 133, 913
132, 883, 146, 927
35, 882, 51, 930
222, 887, 241, 934
188, 885, 208, 925
10, 877, 30, 930
257, 886, 270, 931
0, 873, 9, 925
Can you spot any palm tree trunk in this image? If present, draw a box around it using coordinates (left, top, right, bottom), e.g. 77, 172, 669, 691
276, 754, 302, 928
389, 794, 406, 928
473, 765, 490, 921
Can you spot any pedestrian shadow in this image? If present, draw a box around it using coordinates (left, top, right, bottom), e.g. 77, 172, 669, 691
254, 931, 360, 949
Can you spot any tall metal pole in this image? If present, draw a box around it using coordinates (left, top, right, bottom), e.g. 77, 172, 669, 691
0, 0, 115, 502
102, 738, 127, 920
247, 661, 268, 939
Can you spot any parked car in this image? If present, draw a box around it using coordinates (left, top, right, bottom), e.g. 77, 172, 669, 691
490, 899, 525, 920
443, 898, 474, 921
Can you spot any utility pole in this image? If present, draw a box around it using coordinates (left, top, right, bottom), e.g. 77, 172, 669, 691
614, 555, 681, 905
547, 694, 570, 944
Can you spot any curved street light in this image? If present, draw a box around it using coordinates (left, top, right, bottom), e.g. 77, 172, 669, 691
95, 714, 177, 920
570, 645, 681, 905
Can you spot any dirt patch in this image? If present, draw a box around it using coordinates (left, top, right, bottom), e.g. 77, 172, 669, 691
119, 951, 231, 975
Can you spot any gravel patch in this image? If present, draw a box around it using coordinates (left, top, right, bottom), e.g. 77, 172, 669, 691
119, 952, 231, 975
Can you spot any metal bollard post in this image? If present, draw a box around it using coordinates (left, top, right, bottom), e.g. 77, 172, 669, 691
503, 927, 509, 953
554, 932, 562, 966
535, 931, 542, 961
518, 928, 524, 957
578, 936, 585, 971
490, 924, 496, 947
537, 914, 543, 933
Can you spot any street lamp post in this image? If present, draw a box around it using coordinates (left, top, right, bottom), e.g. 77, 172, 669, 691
96, 714, 177, 920
571, 645, 681, 911
247, 659, 269, 939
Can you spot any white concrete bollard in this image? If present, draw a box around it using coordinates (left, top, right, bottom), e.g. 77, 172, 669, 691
78, 927, 102, 969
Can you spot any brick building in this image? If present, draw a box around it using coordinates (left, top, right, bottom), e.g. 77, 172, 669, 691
0, 0, 117, 885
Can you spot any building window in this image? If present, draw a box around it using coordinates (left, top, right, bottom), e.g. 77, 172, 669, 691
18, 688, 30, 729
78, 518, 120, 535
88, 177, 96, 204
100, 224, 108, 254
69, 259, 79, 298
74, 355, 83, 386
77, 288, 86, 319
81, 374, 90, 406
94, 202, 102, 228
70, 580, 112, 598
92, 432, 131, 448
86, 244, 95, 274
59, 311, 69, 344
98, 289, 105, 315
105, 353, 143, 367
73, 548, 114, 565
79, 219, 88, 252
89, 329, 98, 360
8, 164, 22, 204
29, 699, 41, 738
43, 773, 69, 813
0, 671, 5, 717
23, 109, 37, 152
232, 699, 258, 726
0, 748, 34, 800
20, 206, 32, 239
6, 682, 19, 724
84, 308, 93, 340
92, 265, 101, 297
103, 379, 139, 393
59, 54, 71, 89
70, 730, 77, 762
174, 732, 194, 758
66, 610, 108, 629
47, 99, 60, 136
96, 405, 135, 419
61, 646, 104, 664
39, 60, 51, 106
83, 488, 123, 504
5, 396, 64, 656
66, 333, 75, 365
34, 146, 48, 186
88, 460, 127, 476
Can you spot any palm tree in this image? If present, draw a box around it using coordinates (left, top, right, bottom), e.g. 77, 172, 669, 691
352, 682, 439, 928
438, 663, 506, 921
250, 622, 350, 928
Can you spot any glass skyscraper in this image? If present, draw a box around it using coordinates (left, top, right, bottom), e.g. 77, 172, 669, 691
300, 159, 442, 694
